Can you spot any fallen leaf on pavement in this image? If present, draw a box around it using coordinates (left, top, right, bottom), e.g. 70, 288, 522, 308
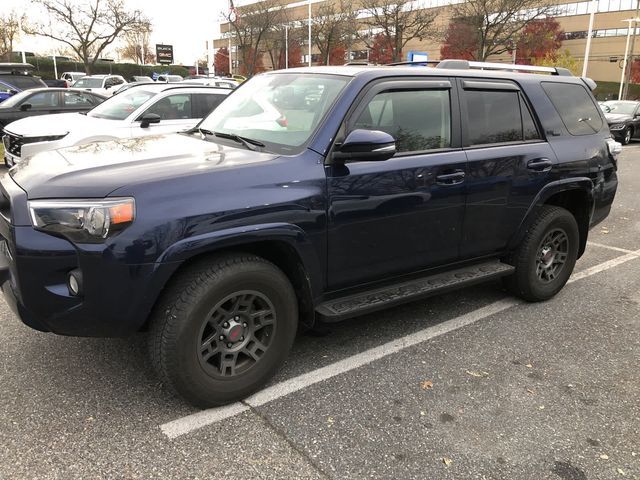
617, 468, 625, 476
526, 388, 535, 394
538, 405, 545, 410
600, 454, 609, 460
442, 457, 452, 466
421, 380, 433, 390
526, 364, 533, 368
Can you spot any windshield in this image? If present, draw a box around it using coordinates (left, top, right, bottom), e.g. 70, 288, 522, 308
88, 88, 156, 120
73, 78, 104, 88
199, 73, 350, 154
603, 101, 637, 115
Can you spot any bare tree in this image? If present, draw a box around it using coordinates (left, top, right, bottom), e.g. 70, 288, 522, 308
311, 0, 358, 65
224, 0, 287, 76
27, 0, 145, 74
358, 0, 439, 63
449, 0, 557, 61
0, 11, 23, 62
119, 20, 155, 64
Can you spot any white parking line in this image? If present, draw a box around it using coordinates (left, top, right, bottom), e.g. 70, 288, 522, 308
586, 241, 636, 254
160, 249, 640, 440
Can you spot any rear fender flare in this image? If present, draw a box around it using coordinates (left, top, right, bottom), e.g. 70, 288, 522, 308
507, 178, 595, 252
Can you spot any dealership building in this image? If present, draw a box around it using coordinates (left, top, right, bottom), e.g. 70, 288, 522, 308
214, 0, 640, 82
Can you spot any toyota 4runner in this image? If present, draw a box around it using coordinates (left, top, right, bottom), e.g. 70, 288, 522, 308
0, 61, 619, 407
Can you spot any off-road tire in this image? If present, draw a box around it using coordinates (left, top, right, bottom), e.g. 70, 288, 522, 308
149, 253, 298, 408
503, 206, 579, 302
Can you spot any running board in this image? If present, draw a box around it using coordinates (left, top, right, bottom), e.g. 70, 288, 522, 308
316, 261, 514, 321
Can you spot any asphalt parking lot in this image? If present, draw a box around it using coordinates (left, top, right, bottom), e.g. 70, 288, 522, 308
0, 147, 638, 480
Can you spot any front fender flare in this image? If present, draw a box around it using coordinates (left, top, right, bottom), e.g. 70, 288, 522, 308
156, 222, 324, 298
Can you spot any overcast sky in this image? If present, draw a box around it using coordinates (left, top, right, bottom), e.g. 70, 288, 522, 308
6, 0, 239, 65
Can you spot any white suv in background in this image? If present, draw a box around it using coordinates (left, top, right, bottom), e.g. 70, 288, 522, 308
72, 74, 127, 96
60, 72, 86, 87
2, 84, 231, 166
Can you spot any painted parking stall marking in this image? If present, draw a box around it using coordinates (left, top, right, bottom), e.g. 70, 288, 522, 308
160, 248, 640, 440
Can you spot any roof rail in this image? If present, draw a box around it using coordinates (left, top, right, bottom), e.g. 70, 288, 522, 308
436, 59, 573, 76
386, 60, 440, 66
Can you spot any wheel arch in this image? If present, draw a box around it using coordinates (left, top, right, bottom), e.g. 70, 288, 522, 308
140, 224, 323, 332
508, 178, 594, 258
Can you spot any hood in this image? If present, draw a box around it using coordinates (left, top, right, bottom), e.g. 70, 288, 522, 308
4, 112, 97, 136
605, 113, 632, 124
10, 133, 280, 198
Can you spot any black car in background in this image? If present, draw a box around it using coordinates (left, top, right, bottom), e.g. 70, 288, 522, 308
0, 88, 106, 129
601, 100, 640, 144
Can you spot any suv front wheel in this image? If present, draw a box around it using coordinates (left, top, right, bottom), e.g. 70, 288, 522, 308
149, 253, 298, 407
504, 205, 579, 302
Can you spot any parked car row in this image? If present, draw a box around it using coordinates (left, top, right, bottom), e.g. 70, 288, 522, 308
0, 63, 241, 105
2, 83, 231, 166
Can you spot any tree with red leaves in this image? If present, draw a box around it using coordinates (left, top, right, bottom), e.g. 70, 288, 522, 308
368, 34, 394, 65
440, 21, 479, 60
328, 46, 346, 65
515, 17, 563, 64
214, 47, 230, 76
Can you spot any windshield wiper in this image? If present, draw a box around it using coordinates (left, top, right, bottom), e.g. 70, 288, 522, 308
213, 131, 265, 151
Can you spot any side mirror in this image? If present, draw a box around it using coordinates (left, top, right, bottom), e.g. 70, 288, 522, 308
9, 89, 18, 95
20, 103, 32, 111
333, 129, 396, 162
139, 113, 161, 128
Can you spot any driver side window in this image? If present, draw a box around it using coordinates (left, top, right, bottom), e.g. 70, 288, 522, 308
353, 89, 451, 153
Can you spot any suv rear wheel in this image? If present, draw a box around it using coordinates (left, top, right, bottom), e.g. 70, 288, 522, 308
149, 253, 298, 407
504, 205, 579, 302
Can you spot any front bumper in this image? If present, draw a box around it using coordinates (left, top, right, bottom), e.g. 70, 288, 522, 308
0, 223, 179, 337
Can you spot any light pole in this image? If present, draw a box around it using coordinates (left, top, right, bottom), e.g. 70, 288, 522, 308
308, 0, 312, 66
285, 25, 289, 69
582, 0, 598, 77
619, 18, 640, 100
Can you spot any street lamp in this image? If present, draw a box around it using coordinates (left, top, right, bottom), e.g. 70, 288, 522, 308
619, 18, 640, 100
582, 0, 598, 77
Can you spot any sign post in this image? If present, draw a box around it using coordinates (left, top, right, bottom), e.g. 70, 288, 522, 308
156, 44, 174, 65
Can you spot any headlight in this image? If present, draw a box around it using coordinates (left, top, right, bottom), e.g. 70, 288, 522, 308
28, 198, 135, 242
609, 123, 625, 130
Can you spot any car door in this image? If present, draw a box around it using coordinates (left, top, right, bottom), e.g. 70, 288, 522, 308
458, 79, 558, 258
15, 90, 62, 120
133, 93, 199, 135
326, 79, 467, 289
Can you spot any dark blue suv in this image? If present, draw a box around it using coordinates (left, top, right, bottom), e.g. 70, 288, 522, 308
0, 61, 619, 407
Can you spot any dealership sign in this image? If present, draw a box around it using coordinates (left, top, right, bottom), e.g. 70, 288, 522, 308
156, 44, 174, 65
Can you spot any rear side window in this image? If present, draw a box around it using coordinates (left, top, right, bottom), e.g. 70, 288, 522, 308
0, 75, 43, 90
464, 89, 541, 146
542, 82, 603, 135
353, 89, 451, 153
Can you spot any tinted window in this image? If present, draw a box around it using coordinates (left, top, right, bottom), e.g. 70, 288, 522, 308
466, 90, 523, 145
145, 93, 192, 120
353, 89, 451, 152
193, 93, 226, 118
0, 75, 43, 89
25, 91, 60, 108
63, 91, 99, 107
542, 82, 603, 135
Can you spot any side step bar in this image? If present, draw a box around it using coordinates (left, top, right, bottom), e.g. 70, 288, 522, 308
316, 261, 515, 321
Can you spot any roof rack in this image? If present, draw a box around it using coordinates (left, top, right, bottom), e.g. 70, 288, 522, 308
436, 59, 573, 76
386, 60, 440, 66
